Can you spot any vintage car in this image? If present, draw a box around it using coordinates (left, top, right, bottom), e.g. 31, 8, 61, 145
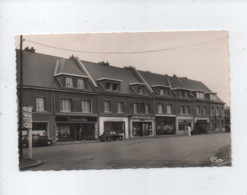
22, 134, 53, 147
99, 131, 124, 142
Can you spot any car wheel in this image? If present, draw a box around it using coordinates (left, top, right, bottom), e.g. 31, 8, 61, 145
47, 141, 52, 146
107, 137, 111, 142
119, 136, 123, 141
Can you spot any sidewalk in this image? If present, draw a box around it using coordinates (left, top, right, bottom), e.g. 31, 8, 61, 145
19, 159, 43, 170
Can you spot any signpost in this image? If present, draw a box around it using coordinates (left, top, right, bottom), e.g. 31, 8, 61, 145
22, 106, 33, 160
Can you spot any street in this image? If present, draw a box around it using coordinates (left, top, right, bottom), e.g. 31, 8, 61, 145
23, 133, 231, 170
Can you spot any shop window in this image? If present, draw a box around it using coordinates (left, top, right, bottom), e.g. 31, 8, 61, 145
166, 104, 172, 114
117, 102, 124, 113
156, 117, 175, 135
36, 97, 45, 112
196, 106, 200, 115
32, 122, 47, 136
81, 100, 91, 113
61, 99, 72, 112
179, 121, 192, 131
145, 104, 150, 114
77, 79, 85, 89
133, 103, 138, 114
104, 122, 125, 134
157, 103, 163, 114
132, 122, 152, 136
65, 77, 73, 88
140, 103, 145, 113
104, 101, 111, 112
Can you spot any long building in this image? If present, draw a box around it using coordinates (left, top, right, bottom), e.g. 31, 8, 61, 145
17, 49, 225, 142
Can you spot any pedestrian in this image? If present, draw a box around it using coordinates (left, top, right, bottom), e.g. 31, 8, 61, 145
188, 125, 191, 136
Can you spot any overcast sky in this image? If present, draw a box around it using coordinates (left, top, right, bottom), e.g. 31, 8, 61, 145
16, 31, 230, 105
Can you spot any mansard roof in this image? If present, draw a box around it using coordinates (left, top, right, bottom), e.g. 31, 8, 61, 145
81, 60, 145, 94
138, 70, 170, 87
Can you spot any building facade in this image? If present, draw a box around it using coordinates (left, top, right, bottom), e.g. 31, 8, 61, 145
17, 50, 225, 142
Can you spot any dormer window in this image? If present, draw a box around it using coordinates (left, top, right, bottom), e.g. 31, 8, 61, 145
160, 89, 164, 95
210, 94, 216, 100
137, 86, 143, 94
180, 90, 189, 98
77, 79, 85, 89
106, 82, 112, 90
105, 82, 119, 91
196, 91, 204, 99
65, 77, 73, 88
113, 83, 119, 91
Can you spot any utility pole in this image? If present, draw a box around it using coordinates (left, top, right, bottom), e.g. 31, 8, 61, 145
19, 35, 23, 161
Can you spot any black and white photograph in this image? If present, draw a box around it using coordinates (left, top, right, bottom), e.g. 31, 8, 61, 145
16, 31, 231, 170
2, 1, 247, 194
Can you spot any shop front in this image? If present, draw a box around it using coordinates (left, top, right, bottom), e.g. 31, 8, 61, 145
156, 116, 176, 135
194, 117, 209, 134
176, 116, 193, 135
55, 115, 98, 141
130, 116, 155, 137
99, 117, 128, 139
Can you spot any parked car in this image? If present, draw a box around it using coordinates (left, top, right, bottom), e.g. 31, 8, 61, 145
99, 131, 123, 142
22, 134, 53, 147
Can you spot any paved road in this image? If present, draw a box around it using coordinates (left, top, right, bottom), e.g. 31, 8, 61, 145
23, 133, 231, 170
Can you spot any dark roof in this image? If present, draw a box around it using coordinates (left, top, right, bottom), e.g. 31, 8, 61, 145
17, 51, 143, 94
138, 70, 170, 87
168, 75, 212, 93
17, 50, 62, 89
55, 58, 87, 76
82, 60, 142, 94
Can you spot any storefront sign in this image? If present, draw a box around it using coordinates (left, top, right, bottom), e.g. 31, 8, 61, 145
23, 123, 32, 129
22, 106, 32, 129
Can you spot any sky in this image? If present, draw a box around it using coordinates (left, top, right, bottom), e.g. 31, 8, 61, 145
15, 31, 230, 105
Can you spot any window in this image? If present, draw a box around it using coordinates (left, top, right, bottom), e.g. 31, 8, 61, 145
196, 92, 204, 99
137, 86, 143, 94
181, 90, 188, 98
77, 79, 85, 89
36, 97, 45, 111
106, 82, 112, 89
61, 99, 72, 112
145, 104, 150, 114
117, 102, 124, 113
157, 103, 163, 114
104, 101, 111, 112
160, 89, 164, 95
113, 83, 118, 91
196, 106, 200, 115
216, 107, 219, 116
211, 107, 214, 116
65, 77, 73, 88
210, 94, 216, 100
185, 106, 190, 115
81, 100, 91, 113
202, 106, 206, 115
140, 103, 145, 113
166, 104, 172, 114
133, 103, 138, 114
180, 105, 185, 115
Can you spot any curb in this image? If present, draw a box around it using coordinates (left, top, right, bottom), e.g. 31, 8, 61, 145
20, 160, 44, 170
